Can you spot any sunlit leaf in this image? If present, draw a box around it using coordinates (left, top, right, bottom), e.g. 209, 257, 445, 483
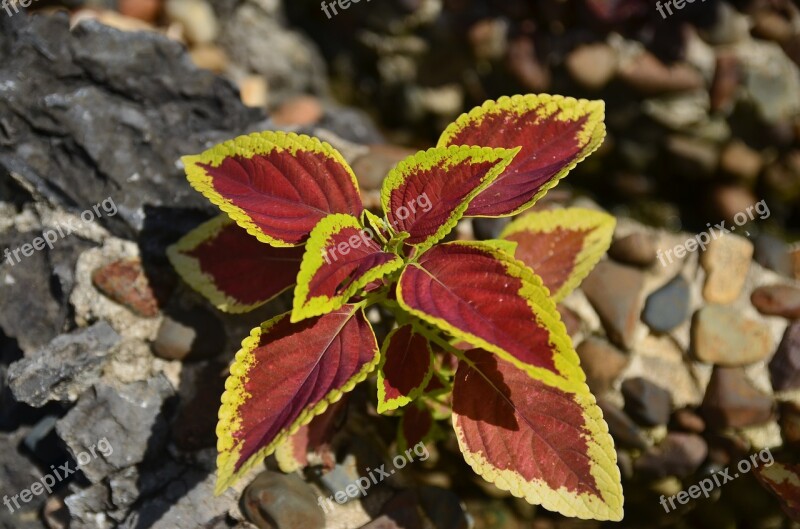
755, 461, 800, 521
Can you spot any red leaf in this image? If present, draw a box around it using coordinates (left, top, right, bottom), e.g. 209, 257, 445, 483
438, 95, 605, 217
184, 132, 363, 247
216, 305, 379, 493
168, 215, 303, 312
397, 241, 582, 388
381, 146, 517, 250
377, 324, 434, 413
755, 461, 800, 521
399, 403, 435, 451
452, 349, 623, 520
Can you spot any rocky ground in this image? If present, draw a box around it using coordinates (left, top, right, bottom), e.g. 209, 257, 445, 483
0, 0, 799, 528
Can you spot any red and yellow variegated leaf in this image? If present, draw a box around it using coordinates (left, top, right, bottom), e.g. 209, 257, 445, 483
381, 146, 519, 251
216, 305, 379, 494
274, 397, 347, 473
500, 208, 616, 302
438, 94, 605, 217
183, 131, 363, 247
292, 214, 403, 322
397, 241, 583, 393
755, 461, 800, 521
453, 349, 623, 520
167, 214, 303, 313
377, 325, 435, 414
398, 402, 437, 452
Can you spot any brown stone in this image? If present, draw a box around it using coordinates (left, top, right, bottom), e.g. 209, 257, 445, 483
118, 0, 162, 23
581, 260, 645, 350
769, 321, 800, 391
565, 43, 617, 91
700, 234, 753, 304
670, 408, 706, 434
751, 284, 800, 319
576, 337, 629, 393
710, 51, 741, 114
692, 305, 772, 366
91, 259, 159, 318
618, 52, 703, 95
720, 140, 763, 183
608, 232, 657, 267
700, 366, 774, 430
351, 144, 417, 191
271, 95, 324, 126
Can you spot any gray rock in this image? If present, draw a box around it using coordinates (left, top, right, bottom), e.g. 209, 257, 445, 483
55, 375, 175, 483
753, 233, 792, 277
0, 14, 261, 239
597, 398, 649, 451
8, 322, 120, 407
622, 377, 673, 427
635, 433, 708, 479
642, 275, 691, 333
0, 429, 48, 529
242, 471, 325, 529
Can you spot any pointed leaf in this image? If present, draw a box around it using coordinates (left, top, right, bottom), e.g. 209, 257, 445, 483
397, 241, 583, 392
755, 461, 800, 521
500, 208, 616, 302
377, 324, 435, 414
398, 402, 437, 452
184, 131, 363, 247
292, 214, 403, 322
453, 349, 623, 520
216, 305, 379, 494
438, 94, 605, 217
167, 214, 303, 313
274, 398, 347, 473
381, 146, 518, 251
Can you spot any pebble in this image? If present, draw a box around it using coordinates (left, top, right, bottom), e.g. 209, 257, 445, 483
700, 367, 774, 430
621, 377, 673, 427
241, 472, 325, 529
164, 0, 219, 45
670, 408, 706, 434
418, 486, 469, 529
576, 337, 629, 394
507, 36, 551, 92
153, 306, 226, 362
581, 260, 645, 350
597, 398, 649, 451
92, 259, 160, 318
472, 217, 511, 241
692, 305, 772, 366
556, 304, 583, 338
189, 45, 229, 73
708, 185, 759, 226
666, 135, 719, 179
753, 233, 792, 277
751, 284, 800, 319
779, 401, 800, 449
700, 235, 754, 304
769, 321, 800, 391
118, 0, 162, 23
565, 43, 617, 91
351, 144, 418, 191
635, 433, 708, 479
710, 51, 741, 114
719, 140, 763, 183
271, 95, 324, 126
642, 275, 691, 333
239, 75, 268, 108
608, 232, 657, 267
618, 52, 704, 95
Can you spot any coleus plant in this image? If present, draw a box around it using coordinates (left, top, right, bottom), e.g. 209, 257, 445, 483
167, 94, 624, 520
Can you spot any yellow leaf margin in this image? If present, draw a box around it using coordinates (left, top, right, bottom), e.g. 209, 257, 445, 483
500, 208, 616, 303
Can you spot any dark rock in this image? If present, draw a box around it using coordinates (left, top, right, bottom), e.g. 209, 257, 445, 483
642, 275, 691, 333
379, 490, 425, 529
418, 486, 468, 529
575, 338, 629, 394
242, 471, 325, 529
472, 217, 511, 241
556, 304, 583, 338
8, 322, 120, 407
608, 233, 657, 267
55, 374, 175, 483
92, 259, 160, 318
621, 377, 673, 427
581, 260, 646, 350
316, 105, 385, 145
753, 233, 792, 277
172, 362, 228, 451
691, 305, 772, 366
153, 306, 226, 361
0, 14, 260, 239
751, 284, 800, 319
635, 433, 708, 479
0, 430, 50, 529
0, 230, 69, 353
597, 398, 648, 451
700, 367, 774, 430
779, 401, 800, 449
769, 321, 800, 391
670, 408, 706, 434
